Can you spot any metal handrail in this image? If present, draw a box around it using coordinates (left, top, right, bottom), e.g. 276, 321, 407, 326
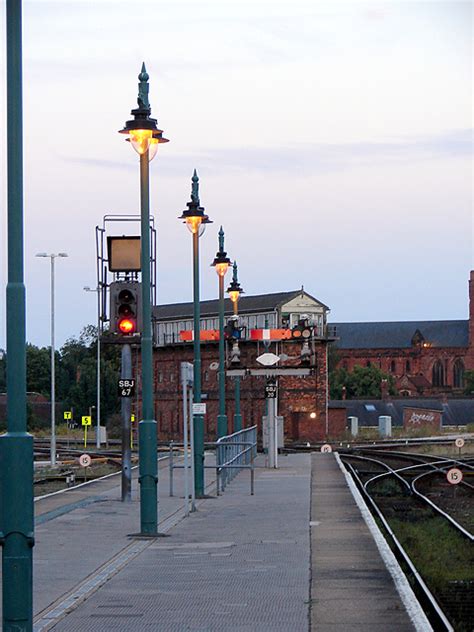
216, 426, 257, 495
167, 428, 257, 498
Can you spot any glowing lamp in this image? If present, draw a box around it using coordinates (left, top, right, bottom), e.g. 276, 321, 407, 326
118, 318, 136, 335
214, 261, 229, 277
185, 215, 206, 235
227, 261, 244, 315
129, 129, 153, 155
228, 290, 240, 304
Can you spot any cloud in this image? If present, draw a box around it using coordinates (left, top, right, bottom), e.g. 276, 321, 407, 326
61, 129, 472, 176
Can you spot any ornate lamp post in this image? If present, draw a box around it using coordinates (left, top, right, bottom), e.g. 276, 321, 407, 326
227, 261, 244, 432
179, 171, 212, 497
119, 63, 168, 535
211, 227, 231, 439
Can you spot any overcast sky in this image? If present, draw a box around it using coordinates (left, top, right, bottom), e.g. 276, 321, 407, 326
0, 0, 472, 349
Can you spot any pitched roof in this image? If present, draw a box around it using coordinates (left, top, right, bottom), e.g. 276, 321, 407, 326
154, 290, 322, 321
331, 320, 469, 349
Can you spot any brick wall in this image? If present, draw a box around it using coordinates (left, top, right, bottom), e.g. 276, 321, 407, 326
138, 337, 330, 444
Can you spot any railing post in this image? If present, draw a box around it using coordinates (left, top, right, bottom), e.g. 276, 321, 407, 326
169, 441, 174, 497
250, 443, 255, 495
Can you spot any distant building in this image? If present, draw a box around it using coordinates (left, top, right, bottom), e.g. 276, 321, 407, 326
332, 271, 474, 396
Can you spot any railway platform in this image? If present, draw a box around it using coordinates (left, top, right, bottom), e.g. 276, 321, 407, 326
2, 452, 430, 631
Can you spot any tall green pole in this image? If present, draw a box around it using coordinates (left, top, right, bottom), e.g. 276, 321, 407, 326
228, 261, 243, 433
217, 271, 228, 438
179, 171, 210, 498
1, 1, 34, 629
192, 230, 205, 496
212, 227, 230, 439
233, 290, 242, 432
138, 149, 158, 534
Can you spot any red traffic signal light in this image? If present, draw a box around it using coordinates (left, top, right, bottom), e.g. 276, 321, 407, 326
118, 318, 136, 334
110, 281, 141, 336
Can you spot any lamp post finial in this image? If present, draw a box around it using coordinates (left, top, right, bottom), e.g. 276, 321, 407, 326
191, 169, 200, 205
218, 226, 225, 252
137, 62, 150, 109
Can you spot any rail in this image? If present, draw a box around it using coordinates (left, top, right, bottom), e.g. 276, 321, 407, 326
341, 458, 455, 631
216, 426, 257, 495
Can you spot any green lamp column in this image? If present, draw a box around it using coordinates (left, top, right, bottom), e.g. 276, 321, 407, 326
227, 261, 244, 432
211, 228, 231, 438
179, 171, 212, 497
1, 1, 34, 629
119, 64, 168, 534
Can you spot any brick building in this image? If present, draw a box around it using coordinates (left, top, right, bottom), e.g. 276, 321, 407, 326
149, 270, 474, 444
152, 289, 334, 444
332, 271, 474, 396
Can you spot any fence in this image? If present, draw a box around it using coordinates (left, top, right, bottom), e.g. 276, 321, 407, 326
216, 425, 257, 495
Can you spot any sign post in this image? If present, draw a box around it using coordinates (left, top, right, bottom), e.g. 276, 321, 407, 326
78, 453, 91, 482
455, 437, 465, 458
447, 467, 463, 499
120, 346, 133, 502
82, 415, 91, 447
265, 379, 278, 469
181, 362, 194, 516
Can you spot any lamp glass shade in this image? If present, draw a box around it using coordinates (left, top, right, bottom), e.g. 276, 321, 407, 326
215, 261, 229, 277
228, 290, 240, 304
185, 216, 205, 235
148, 138, 159, 161
129, 129, 153, 155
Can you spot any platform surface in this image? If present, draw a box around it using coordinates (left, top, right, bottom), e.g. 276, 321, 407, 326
310, 453, 417, 631
1, 452, 421, 631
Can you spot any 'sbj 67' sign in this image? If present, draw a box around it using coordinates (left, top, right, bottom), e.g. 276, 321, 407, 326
118, 379, 135, 397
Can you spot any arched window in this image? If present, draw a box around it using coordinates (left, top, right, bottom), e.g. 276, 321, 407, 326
453, 359, 465, 388
366, 360, 371, 367
432, 360, 445, 387
406, 360, 411, 373
390, 360, 396, 373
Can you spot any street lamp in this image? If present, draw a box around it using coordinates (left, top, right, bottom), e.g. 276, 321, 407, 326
36, 252, 68, 466
84, 286, 101, 448
227, 261, 244, 432
119, 63, 168, 535
211, 227, 231, 439
179, 170, 212, 497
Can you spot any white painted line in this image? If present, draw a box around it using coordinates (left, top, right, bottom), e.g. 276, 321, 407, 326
33, 469, 217, 631
35, 456, 168, 502
335, 452, 433, 632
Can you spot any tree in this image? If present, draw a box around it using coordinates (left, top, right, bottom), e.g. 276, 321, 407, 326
59, 326, 121, 424
26, 344, 52, 396
464, 370, 474, 396
330, 364, 397, 399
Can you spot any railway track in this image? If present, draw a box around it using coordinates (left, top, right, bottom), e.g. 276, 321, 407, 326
340, 449, 474, 632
